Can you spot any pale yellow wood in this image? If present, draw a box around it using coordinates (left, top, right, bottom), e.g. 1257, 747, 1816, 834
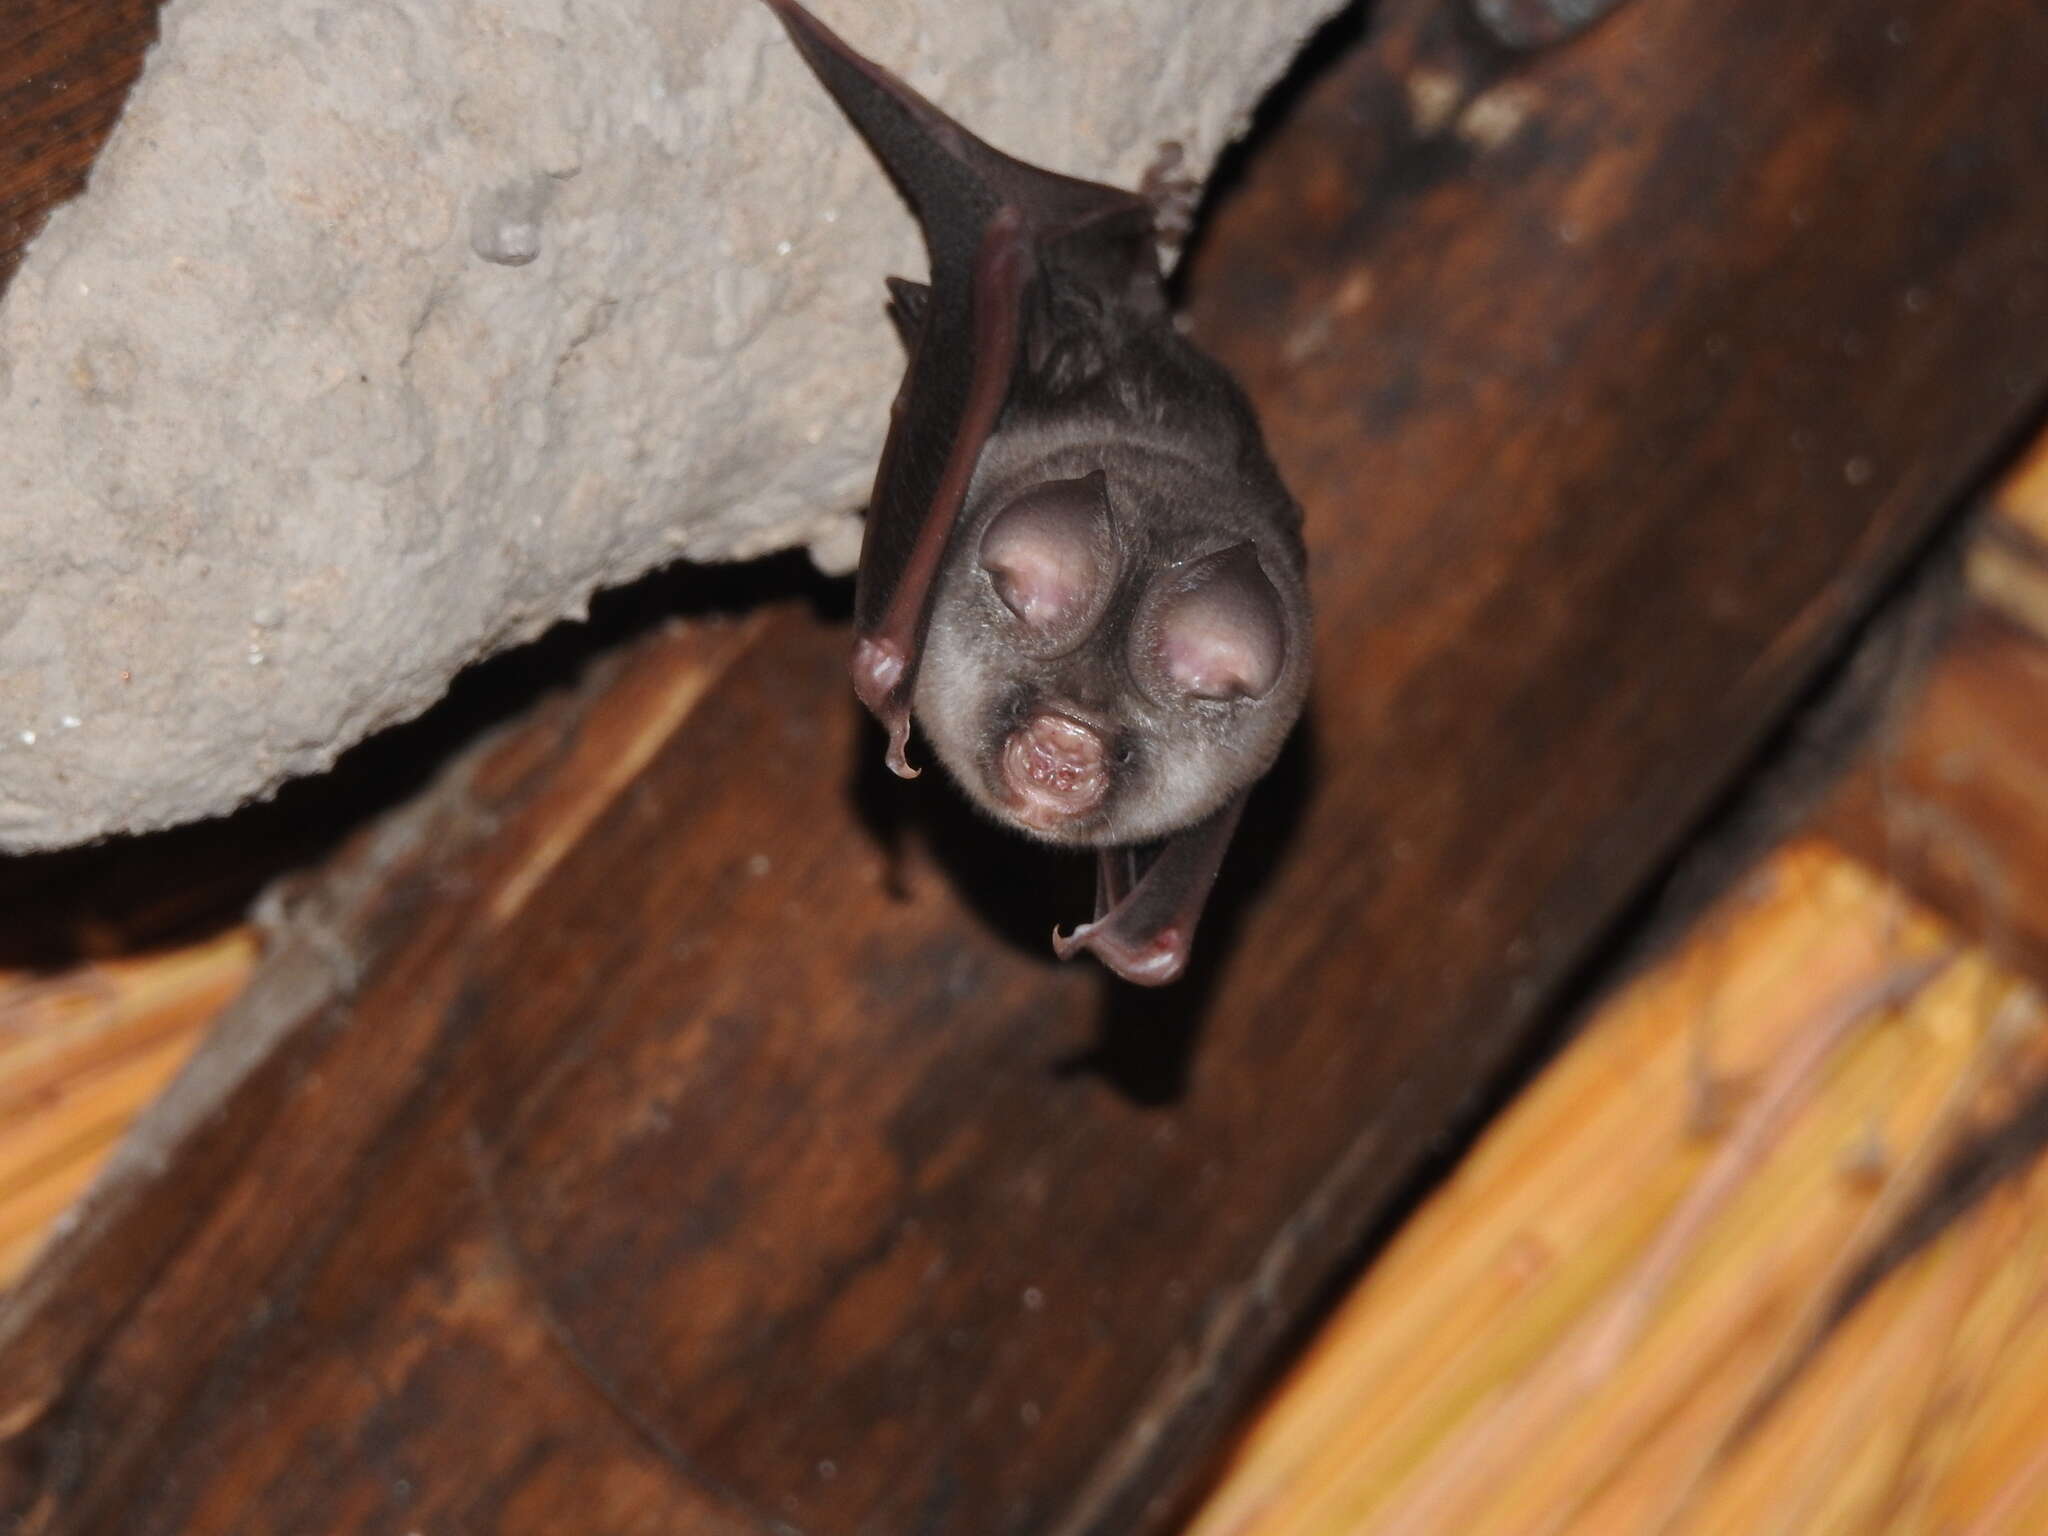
1973, 429, 2048, 644
0, 927, 257, 1289
1993, 429, 2048, 547
1188, 844, 2048, 1536
1967, 536, 2048, 646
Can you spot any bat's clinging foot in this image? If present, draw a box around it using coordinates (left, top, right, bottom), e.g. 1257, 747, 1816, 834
1140, 141, 1201, 247
1053, 917, 1191, 988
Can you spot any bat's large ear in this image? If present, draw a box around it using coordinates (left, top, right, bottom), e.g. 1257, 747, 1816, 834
979, 470, 1116, 652
1141, 543, 1288, 703
1053, 792, 1248, 986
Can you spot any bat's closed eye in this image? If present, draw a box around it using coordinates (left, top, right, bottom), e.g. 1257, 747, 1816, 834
979, 471, 1115, 650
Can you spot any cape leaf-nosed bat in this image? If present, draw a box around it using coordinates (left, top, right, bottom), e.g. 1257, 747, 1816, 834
761, 0, 1311, 985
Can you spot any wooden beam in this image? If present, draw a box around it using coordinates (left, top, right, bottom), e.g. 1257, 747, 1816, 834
1187, 841, 2048, 1536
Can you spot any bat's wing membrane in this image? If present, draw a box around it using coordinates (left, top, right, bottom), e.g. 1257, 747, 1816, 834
1055, 792, 1248, 987
761, 0, 1154, 775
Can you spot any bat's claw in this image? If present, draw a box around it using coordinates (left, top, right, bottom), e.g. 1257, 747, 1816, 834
1140, 141, 1201, 247
884, 717, 920, 779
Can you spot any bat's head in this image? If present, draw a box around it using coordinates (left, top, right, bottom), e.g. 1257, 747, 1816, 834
915, 460, 1310, 849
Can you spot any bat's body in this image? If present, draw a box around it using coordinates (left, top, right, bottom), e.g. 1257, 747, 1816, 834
761, 0, 1311, 985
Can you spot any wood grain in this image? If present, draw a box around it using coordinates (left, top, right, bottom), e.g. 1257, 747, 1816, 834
1188, 843, 2048, 1536
5, 0, 2048, 1531
0, 0, 166, 300
0, 932, 254, 1289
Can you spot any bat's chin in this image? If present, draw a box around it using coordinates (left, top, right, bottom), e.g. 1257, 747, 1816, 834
993, 711, 1110, 839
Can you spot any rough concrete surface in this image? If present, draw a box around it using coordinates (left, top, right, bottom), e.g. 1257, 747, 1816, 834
0, 0, 1333, 851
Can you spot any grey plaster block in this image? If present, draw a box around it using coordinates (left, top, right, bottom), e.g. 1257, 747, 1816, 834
0, 0, 1335, 850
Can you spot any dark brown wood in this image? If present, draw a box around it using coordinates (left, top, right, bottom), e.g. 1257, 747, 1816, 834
0, 0, 167, 301
1825, 598, 2048, 986
6, 0, 2048, 1530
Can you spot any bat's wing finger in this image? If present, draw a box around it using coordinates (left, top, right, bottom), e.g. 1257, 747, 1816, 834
850, 214, 1028, 774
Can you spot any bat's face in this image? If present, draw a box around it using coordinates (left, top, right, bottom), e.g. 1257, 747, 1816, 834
915, 466, 1310, 849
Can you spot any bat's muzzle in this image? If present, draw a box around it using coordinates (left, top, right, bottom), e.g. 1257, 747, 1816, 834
999, 711, 1110, 831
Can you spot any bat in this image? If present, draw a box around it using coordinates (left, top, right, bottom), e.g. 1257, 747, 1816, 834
761, 0, 1311, 985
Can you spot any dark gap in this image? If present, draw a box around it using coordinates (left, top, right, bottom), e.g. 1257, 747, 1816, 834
0, 550, 846, 971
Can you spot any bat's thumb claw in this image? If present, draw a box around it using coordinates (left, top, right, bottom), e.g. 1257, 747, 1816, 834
1050, 921, 1094, 962
853, 638, 921, 776
885, 720, 920, 779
